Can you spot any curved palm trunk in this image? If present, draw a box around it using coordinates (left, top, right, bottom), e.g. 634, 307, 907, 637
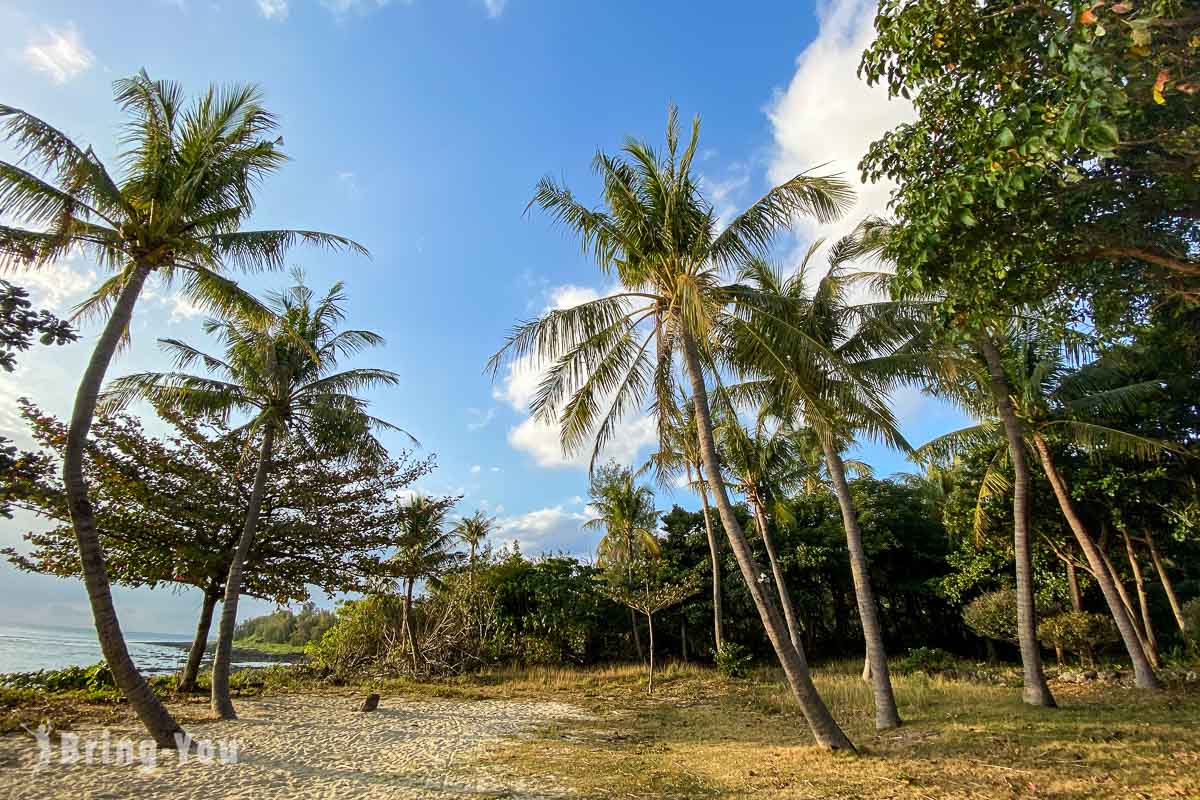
211, 423, 276, 719
1145, 532, 1187, 634
977, 335, 1056, 708
681, 332, 853, 751
822, 441, 902, 730
696, 469, 725, 651
1122, 529, 1159, 664
63, 262, 184, 747
750, 498, 804, 657
1096, 530, 1158, 667
1031, 435, 1161, 689
178, 583, 220, 693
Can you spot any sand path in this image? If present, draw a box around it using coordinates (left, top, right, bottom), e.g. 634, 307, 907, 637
0, 694, 586, 799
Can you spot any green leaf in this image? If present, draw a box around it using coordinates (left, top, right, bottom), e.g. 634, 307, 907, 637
995, 127, 1015, 148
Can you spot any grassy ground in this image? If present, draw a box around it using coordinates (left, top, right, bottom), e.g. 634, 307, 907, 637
230, 637, 308, 655
395, 661, 1200, 800
4, 661, 1198, 798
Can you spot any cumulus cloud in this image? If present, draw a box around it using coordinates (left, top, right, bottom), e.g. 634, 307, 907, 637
766, 0, 914, 261
22, 25, 94, 84
256, 0, 289, 19
483, 0, 507, 17
494, 282, 658, 470
495, 504, 596, 557
320, 0, 396, 15
466, 406, 496, 432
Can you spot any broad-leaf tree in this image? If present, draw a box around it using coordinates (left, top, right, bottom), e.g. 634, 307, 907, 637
0, 72, 365, 745
489, 107, 857, 750
103, 276, 400, 717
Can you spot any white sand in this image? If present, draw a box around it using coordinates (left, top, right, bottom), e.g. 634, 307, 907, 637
0, 694, 587, 799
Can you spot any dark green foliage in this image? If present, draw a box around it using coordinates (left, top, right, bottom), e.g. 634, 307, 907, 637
714, 642, 752, 679
1, 662, 115, 693
897, 647, 958, 675
234, 603, 337, 647
963, 589, 1021, 644
1038, 611, 1119, 663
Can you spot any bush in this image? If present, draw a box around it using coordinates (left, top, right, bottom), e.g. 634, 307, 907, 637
897, 646, 957, 675
1182, 599, 1200, 656
306, 594, 407, 679
963, 589, 1020, 644
714, 642, 752, 679
1038, 611, 1119, 665
0, 662, 115, 693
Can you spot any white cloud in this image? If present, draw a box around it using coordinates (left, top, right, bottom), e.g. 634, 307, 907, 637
470, 464, 482, 474
321, 0, 396, 14
766, 0, 914, 267
11, 254, 96, 313
490, 466, 501, 473
466, 406, 496, 431
22, 25, 94, 85
482, 0, 507, 17
495, 504, 595, 557
257, 0, 288, 19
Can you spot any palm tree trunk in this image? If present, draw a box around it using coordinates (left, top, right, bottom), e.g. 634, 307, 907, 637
680, 331, 853, 751
750, 498, 804, 658
404, 578, 421, 672
696, 471, 724, 651
1097, 533, 1159, 668
211, 423, 276, 719
822, 441, 902, 730
63, 261, 184, 747
977, 334, 1056, 708
647, 611, 656, 694
1122, 529, 1159, 664
178, 583, 220, 693
1067, 559, 1083, 612
1145, 532, 1187, 634
1031, 434, 1161, 689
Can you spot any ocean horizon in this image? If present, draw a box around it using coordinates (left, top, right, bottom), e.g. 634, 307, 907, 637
0, 621, 274, 675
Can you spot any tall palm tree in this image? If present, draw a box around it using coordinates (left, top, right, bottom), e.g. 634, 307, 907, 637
488, 107, 857, 750
723, 249, 911, 730
643, 388, 724, 650
920, 322, 1168, 689
0, 73, 364, 744
388, 495, 461, 671
103, 276, 400, 717
586, 463, 661, 660
452, 510, 495, 565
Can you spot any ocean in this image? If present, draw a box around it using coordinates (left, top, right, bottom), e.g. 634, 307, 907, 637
0, 622, 278, 675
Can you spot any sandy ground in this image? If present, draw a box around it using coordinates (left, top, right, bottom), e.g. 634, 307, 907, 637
0, 694, 588, 799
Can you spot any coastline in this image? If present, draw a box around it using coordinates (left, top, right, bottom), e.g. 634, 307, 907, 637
143, 640, 306, 665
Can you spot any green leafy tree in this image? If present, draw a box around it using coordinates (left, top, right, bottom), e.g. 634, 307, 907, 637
103, 277, 399, 717
0, 72, 364, 745
488, 107, 857, 750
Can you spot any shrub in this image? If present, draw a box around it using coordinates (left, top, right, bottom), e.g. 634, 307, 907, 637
898, 646, 957, 675
0, 662, 115, 693
963, 589, 1020, 644
1183, 599, 1200, 656
1038, 611, 1119, 665
714, 642, 752, 679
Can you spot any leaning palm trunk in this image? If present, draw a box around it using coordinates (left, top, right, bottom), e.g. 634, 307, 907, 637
212, 424, 277, 719
63, 262, 185, 746
1145, 532, 1188, 634
1122, 529, 1159, 664
403, 578, 421, 672
822, 441, 902, 730
977, 336, 1056, 707
1031, 435, 1161, 689
1096, 533, 1159, 669
681, 333, 853, 751
178, 584, 220, 693
750, 498, 804, 656
696, 472, 724, 651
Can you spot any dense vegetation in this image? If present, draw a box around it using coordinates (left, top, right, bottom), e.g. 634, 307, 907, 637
233, 603, 337, 648
0, 0, 1196, 760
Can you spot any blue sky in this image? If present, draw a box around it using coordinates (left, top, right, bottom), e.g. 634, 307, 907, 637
0, 0, 965, 633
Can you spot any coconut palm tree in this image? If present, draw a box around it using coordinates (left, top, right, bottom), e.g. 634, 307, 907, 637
103, 276, 400, 717
488, 107, 856, 750
919, 321, 1169, 689
452, 510, 495, 565
388, 495, 461, 671
642, 388, 725, 650
586, 462, 661, 660
0, 73, 364, 744
722, 249, 912, 730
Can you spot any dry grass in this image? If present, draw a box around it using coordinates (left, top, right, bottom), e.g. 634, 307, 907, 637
413, 661, 1200, 800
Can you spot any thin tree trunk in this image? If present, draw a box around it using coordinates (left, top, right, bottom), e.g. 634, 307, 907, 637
647, 611, 655, 694
1067, 559, 1083, 612
403, 577, 420, 672
823, 441, 902, 730
1145, 532, 1187, 634
63, 262, 184, 747
211, 423, 276, 719
1031, 434, 1161, 688
751, 498, 804, 657
1122, 528, 1159, 667
630, 608, 644, 662
681, 331, 853, 751
696, 472, 724, 651
977, 335, 1056, 708
1097, 532, 1159, 668
178, 583, 220, 693
681, 616, 688, 663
